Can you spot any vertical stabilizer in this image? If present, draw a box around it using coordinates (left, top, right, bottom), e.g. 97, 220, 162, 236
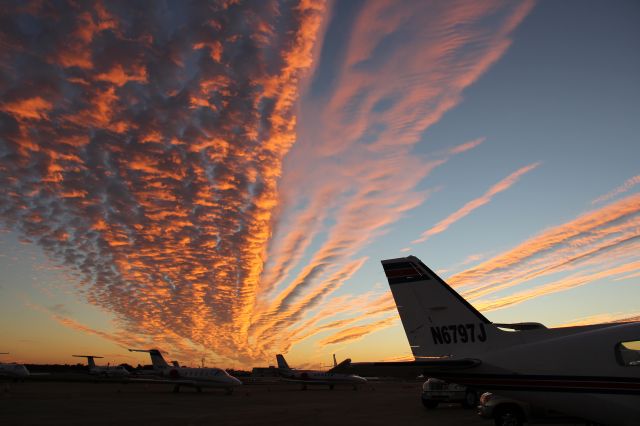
276, 354, 290, 369
128, 348, 170, 369
382, 256, 503, 358
148, 349, 170, 369
72, 355, 103, 369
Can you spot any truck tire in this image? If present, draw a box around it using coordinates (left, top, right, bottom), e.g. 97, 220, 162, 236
422, 399, 439, 409
462, 390, 477, 408
493, 404, 524, 426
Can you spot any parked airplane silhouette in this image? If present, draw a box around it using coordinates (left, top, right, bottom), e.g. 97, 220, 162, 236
128, 348, 241, 394
276, 354, 366, 390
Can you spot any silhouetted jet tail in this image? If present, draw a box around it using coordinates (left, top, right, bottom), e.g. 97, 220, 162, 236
328, 357, 352, 372
382, 256, 503, 359
72, 355, 103, 369
276, 354, 290, 369
129, 348, 170, 369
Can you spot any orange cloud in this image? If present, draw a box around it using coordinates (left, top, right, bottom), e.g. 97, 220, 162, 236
450, 193, 640, 298
556, 312, 640, 327
411, 190, 638, 320
475, 259, 640, 312
448, 137, 486, 155
269, 292, 397, 353
1, 97, 53, 120
318, 316, 398, 346
95, 64, 148, 86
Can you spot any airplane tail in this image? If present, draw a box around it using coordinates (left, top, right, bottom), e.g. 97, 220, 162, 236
148, 349, 170, 369
328, 357, 352, 373
382, 256, 504, 359
276, 354, 290, 370
72, 355, 103, 369
129, 348, 170, 369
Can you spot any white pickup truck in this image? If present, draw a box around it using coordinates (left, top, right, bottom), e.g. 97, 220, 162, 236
421, 377, 480, 409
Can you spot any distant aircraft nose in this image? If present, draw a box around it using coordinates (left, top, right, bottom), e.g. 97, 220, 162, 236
355, 375, 367, 384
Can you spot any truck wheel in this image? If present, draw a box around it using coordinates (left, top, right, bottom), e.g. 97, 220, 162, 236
493, 405, 524, 426
462, 390, 477, 408
422, 399, 439, 409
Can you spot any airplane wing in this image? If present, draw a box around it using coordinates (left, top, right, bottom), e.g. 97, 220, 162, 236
129, 377, 200, 387
278, 378, 336, 385
381, 359, 481, 368
331, 359, 481, 378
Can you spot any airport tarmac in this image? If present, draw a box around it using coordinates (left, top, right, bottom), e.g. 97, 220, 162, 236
0, 380, 487, 426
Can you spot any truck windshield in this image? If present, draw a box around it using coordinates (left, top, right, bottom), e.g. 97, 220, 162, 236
615, 341, 640, 366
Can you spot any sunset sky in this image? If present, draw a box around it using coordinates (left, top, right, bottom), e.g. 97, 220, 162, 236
0, 0, 639, 370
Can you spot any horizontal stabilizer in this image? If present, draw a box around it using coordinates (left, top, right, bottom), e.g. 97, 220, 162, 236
494, 322, 546, 331
128, 348, 170, 368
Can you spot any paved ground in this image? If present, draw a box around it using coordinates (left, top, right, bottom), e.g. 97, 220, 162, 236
0, 380, 488, 425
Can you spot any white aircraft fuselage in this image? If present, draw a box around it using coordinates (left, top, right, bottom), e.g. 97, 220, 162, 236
129, 349, 241, 392
89, 366, 130, 377
154, 365, 242, 388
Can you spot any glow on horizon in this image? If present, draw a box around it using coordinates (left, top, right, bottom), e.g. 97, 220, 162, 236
0, 1, 639, 369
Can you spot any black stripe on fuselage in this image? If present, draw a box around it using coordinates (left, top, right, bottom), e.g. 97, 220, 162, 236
426, 372, 640, 395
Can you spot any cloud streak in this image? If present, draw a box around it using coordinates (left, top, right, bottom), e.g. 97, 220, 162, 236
318, 316, 398, 346
250, 0, 535, 354
556, 312, 640, 327
413, 162, 540, 244
437, 193, 640, 316
452, 193, 640, 292
592, 175, 640, 205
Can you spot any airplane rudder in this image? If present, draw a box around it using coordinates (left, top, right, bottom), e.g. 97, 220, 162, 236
149, 349, 169, 368
276, 354, 289, 369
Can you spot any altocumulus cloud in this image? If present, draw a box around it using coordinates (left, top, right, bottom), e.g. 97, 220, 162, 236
0, 0, 326, 363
